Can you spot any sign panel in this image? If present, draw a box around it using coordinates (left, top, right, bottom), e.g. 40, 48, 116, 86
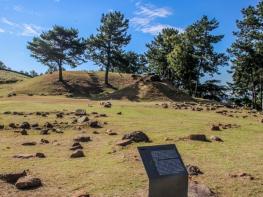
138, 144, 187, 179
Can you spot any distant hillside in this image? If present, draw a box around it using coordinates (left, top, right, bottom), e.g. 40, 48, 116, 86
11, 71, 138, 97
0, 69, 30, 84
104, 79, 193, 101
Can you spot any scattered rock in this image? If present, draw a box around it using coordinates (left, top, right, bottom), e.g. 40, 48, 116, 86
20, 129, 28, 135
56, 113, 64, 118
70, 150, 85, 158
188, 134, 208, 142
210, 136, 223, 142
74, 135, 91, 142
78, 116, 89, 124
229, 172, 255, 180
9, 123, 17, 129
0, 171, 27, 184
75, 109, 86, 116
0, 124, 4, 130
211, 125, 220, 131
13, 154, 35, 159
116, 139, 133, 146
31, 123, 39, 128
161, 103, 169, 108
72, 190, 90, 197
20, 122, 30, 129
188, 181, 215, 197
40, 129, 49, 135
35, 153, 46, 158
70, 142, 83, 150
122, 131, 150, 143
186, 165, 203, 176
106, 129, 117, 135
40, 139, 49, 144
44, 122, 53, 129
89, 120, 102, 128
100, 101, 112, 108
22, 142, 37, 146
15, 176, 42, 190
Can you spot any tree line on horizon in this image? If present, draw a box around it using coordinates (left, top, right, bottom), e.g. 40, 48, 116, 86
1, 1, 262, 110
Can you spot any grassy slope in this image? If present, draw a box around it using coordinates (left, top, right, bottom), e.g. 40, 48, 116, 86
0, 70, 29, 83
0, 96, 262, 197
2, 71, 137, 97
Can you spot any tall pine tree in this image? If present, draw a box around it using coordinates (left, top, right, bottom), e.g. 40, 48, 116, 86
86, 11, 131, 85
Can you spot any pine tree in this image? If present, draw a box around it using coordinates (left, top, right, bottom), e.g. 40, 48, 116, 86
27, 25, 86, 81
228, 1, 263, 109
86, 11, 131, 85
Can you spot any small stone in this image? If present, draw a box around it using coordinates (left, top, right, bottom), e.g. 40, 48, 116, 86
13, 154, 35, 159
116, 139, 133, 146
72, 190, 90, 197
188, 134, 208, 142
31, 123, 39, 128
74, 135, 91, 142
75, 109, 86, 116
44, 122, 53, 129
89, 120, 102, 128
22, 142, 37, 146
0, 171, 27, 184
40, 139, 49, 144
20, 129, 28, 135
100, 101, 112, 108
35, 153, 46, 158
9, 123, 17, 129
70, 150, 85, 158
117, 112, 122, 115
188, 181, 215, 197
20, 122, 30, 129
0, 124, 4, 130
211, 125, 220, 131
161, 103, 168, 108
186, 165, 203, 176
210, 136, 223, 142
15, 176, 42, 190
40, 129, 49, 135
77, 116, 89, 124
122, 131, 150, 143
106, 129, 117, 135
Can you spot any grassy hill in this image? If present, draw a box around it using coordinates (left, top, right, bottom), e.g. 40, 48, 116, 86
1, 71, 194, 102
4, 71, 138, 97
0, 70, 30, 84
105, 79, 193, 101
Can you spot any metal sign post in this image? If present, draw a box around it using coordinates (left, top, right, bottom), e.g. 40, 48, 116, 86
138, 144, 188, 197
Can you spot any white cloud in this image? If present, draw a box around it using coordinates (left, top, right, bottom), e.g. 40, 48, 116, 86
141, 24, 184, 35
13, 5, 24, 12
1, 17, 43, 36
21, 24, 42, 36
135, 3, 172, 19
0, 28, 5, 33
1, 17, 18, 27
131, 2, 183, 35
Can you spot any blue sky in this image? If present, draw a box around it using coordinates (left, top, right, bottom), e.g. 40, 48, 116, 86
0, 0, 260, 83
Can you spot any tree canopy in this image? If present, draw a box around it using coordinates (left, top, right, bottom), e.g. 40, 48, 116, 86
228, 1, 263, 109
146, 16, 228, 96
86, 11, 131, 85
27, 25, 86, 81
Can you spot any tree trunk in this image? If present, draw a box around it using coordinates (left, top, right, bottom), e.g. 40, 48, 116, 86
105, 65, 109, 85
58, 63, 63, 82
260, 74, 263, 111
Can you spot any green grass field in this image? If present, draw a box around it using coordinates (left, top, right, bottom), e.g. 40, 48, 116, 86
0, 96, 262, 197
